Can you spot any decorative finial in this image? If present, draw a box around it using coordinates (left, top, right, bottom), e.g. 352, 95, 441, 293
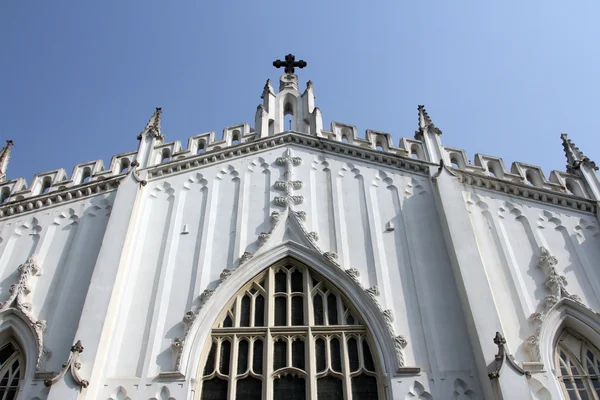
273, 54, 307, 74
137, 107, 164, 141
416, 105, 442, 137
561, 133, 597, 173
0, 140, 14, 182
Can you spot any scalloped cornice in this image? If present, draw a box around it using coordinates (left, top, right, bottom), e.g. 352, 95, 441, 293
144, 132, 430, 181
0, 176, 122, 219
453, 169, 597, 214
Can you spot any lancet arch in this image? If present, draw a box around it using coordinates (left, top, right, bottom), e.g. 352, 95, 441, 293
194, 257, 385, 400
181, 244, 400, 399
538, 298, 600, 399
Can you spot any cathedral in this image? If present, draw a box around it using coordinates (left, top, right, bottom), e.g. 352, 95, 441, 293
0, 57, 599, 399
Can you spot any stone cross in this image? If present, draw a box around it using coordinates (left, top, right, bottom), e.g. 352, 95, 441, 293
273, 54, 307, 74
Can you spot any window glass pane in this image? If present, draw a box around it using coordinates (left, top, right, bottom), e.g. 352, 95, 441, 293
275, 270, 287, 293
327, 294, 338, 325
291, 270, 303, 293
330, 338, 341, 372
0, 344, 14, 367
253, 340, 263, 375
316, 338, 326, 372
240, 295, 251, 327
273, 374, 306, 400
292, 339, 305, 370
220, 340, 231, 376
204, 342, 217, 376
274, 340, 287, 371
348, 337, 360, 372
363, 340, 375, 372
201, 377, 228, 400
314, 294, 324, 325
223, 314, 233, 328
254, 295, 265, 327
236, 377, 262, 400
347, 314, 355, 325
317, 376, 343, 400
351, 374, 378, 400
275, 297, 287, 326
291, 296, 304, 326
238, 340, 249, 374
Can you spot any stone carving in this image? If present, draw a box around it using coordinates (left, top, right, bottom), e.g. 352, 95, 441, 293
270, 211, 281, 223
489, 332, 530, 380
0, 255, 47, 370
258, 232, 270, 246
274, 149, 304, 208
365, 285, 380, 299
453, 378, 475, 399
239, 251, 253, 265
345, 267, 360, 283
294, 210, 306, 221
406, 380, 433, 399
307, 232, 319, 242
525, 247, 587, 361
172, 267, 237, 370
44, 340, 89, 388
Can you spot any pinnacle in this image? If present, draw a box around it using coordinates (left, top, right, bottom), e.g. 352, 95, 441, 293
138, 107, 163, 140
0, 140, 14, 182
561, 133, 597, 173
416, 105, 442, 136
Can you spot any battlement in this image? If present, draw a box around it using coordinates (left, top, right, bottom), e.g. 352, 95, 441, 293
0, 76, 596, 214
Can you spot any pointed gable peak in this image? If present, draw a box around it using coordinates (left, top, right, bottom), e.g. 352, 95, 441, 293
0, 140, 14, 182
561, 133, 598, 173
417, 105, 442, 136
138, 107, 164, 140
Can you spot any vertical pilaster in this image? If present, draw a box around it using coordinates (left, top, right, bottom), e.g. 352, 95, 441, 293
431, 164, 531, 399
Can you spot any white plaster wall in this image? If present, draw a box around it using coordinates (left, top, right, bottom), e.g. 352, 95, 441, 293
92, 145, 482, 399
464, 186, 600, 364
0, 192, 115, 371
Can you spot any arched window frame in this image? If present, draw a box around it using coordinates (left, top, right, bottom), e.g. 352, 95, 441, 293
196, 259, 386, 400
555, 329, 600, 399
0, 339, 24, 400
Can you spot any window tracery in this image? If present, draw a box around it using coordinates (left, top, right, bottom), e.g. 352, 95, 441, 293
199, 261, 381, 400
555, 330, 600, 399
0, 341, 22, 400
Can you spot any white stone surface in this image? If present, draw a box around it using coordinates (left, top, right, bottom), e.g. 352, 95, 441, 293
0, 73, 598, 399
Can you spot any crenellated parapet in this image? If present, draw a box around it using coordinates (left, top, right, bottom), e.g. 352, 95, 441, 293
1, 77, 598, 217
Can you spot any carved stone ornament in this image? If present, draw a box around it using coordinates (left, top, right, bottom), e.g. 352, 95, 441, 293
489, 332, 530, 380
274, 149, 304, 208
172, 268, 233, 370
44, 340, 89, 388
0, 255, 47, 370
525, 247, 589, 361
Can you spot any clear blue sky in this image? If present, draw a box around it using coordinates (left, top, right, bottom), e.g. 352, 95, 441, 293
2, 1, 599, 182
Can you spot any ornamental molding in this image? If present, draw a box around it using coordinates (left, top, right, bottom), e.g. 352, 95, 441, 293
0, 255, 47, 370
43, 340, 89, 388
453, 169, 596, 214
274, 149, 304, 208
144, 132, 430, 182
525, 247, 591, 361
489, 332, 530, 380
0, 176, 122, 219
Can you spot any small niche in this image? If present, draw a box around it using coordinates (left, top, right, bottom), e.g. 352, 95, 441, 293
231, 130, 240, 145
197, 141, 206, 154
342, 135, 349, 143
120, 159, 130, 174
0, 187, 10, 204
161, 149, 171, 163
81, 167, 92, 184
525, 170, 541, 187
41, 177, 52, 194
376, 142, 384, 151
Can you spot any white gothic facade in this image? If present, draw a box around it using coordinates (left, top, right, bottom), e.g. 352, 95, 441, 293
0, 72, 599, 400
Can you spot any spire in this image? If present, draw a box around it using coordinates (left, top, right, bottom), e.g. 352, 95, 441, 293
561, 133, 597, 173
416, 105, 442, 137
0, 140, 14, 182
137, 107, 164, 140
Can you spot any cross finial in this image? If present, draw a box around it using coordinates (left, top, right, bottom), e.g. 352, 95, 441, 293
273, 54, 307, 74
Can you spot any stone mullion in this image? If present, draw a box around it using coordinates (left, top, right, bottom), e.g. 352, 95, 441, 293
228, 335, 239, 400
234, 295, 241, 328
341, 332, 351, 400
265, 268, 274, 399
307, 326, 317, 399
286, 270, 292, 327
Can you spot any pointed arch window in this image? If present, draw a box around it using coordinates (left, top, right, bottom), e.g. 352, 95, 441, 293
555, 330, 600, 399
0, 341, 22, 400
199, 260, 381, 400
